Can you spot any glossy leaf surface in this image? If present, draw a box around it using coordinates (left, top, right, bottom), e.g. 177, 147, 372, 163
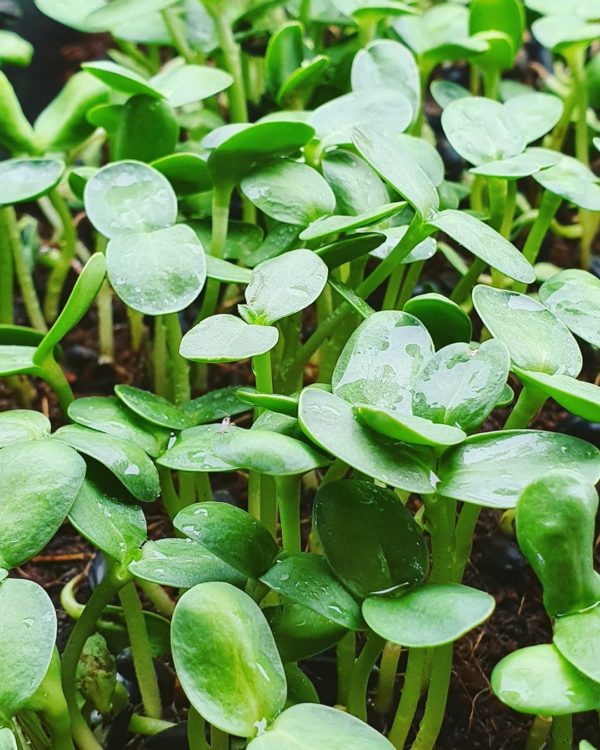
539, 269, 600, 348
0, 159, 64, 205
180, 315, 279, 362
554, 606, 600, 684
0, 410, 50, 448
356, 406, 466, 447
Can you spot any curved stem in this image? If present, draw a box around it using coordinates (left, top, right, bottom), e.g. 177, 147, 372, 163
44, 190, 77, 323
389, 648, 426, 750
5, 206, 46, 331
551, 715, 572, 750
40, 356, 74, 413
118, 582, 162, 719
276, 474, 301, 553
409, 644, 453, 750
27, 651, 74, 750
503, 384, 547, 430
347, 632, 386, 721
136, 579, 175, 618
396, 261, 425, 309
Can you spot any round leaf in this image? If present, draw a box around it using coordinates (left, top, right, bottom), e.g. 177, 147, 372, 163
554, 606, 600, 684
150, 64, 233, 107
314, 479, 428, 598
0, 410, 50, 448
322, 149, 390, 216
180, 315, 279, 363
0, 159, 64, 205
172, 582, 286, 737
472, 285, 582, 376
151, 152, 212, 196
438, 430, 600, 508
0, 579, 56, 721
363, 583, 495, 647
491, 644, 600, 715
115, 384, 189, 430
539, 269, 600, 348
84, 161, 178, 239
403, 293, 472, 348
514, 368, 600, 423
84, 0, 176, 31
0, 439, 85, 570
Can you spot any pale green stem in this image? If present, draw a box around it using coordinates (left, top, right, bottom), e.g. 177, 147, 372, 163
210, 725, 229, 750
525, 715, 552, 750
276, 474, 302, 553
44, 190, 77, 323
513, 191, 562, 293
211, 13, 248, 123
374, 642, 402, 715
5, 206, 46, 331
337, 632, 356, 707
347, 632, 386, 721
187, 708, 209, 750
0, 206, 13, 324
96, 280, 114, 363
161, 6, 196, 63
389, 648, 427, 750
165, 312, 190, 405
503, 385, 547, 430
551, 715, 572, 750
153, 315, 169, 399
409, 644, 453, 750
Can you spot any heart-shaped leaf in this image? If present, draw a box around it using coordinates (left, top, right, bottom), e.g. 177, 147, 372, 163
82, 60, 163, 98
469, 147, 561, 179
261, 553, 364, 629
403, 293, 472, 348
322, 149, 390, 216
84, 161, 178, 239
107, 224, 206, 315
554, 607, 600, 684
473, 285, 582, 375
0, 579, 56, 720
534, 155, 600, 211
180, 315, 279, 362
0, 410, 50, 448
247, 704, 394, 750
265, 601, 347, 662
0, 159, 64, 205
171, 582, 286, 737
150, 64, 233, 107
314, 479, 428, 598
69, 396, 170, 457
438, 430, 600, 508
69, 465, 147, 564
0, 439, 85, 570
356, 406, 466, 447
514, 368, 600, 423
241, 161, 335, 226
242, 249, 328, 324
300, 202, 405, 242
175, 501, 278, 579
539, 269, 600, 348
299, 388, 436, 494
363, 583, 495, 647
412, 340, 510, 432
129, 538, 245, 589
491, 644, 600, 715
332, 311, 434, 411
54, 424, 160, 502
114, 384, 189, 430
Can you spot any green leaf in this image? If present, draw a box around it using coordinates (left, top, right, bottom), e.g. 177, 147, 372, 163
0, 71, 37, 155
298, 388, 436, 494
554, 607, 600, 684
441, 97, 525, 166
322, 149, 390, 216
516, 470, 600, 617
469, 147, 561, 179
356, 406, 466, 448
438, 430, 600, 508
352, 127, 439, 219
363, 583, 495, 647
237, 388, 299, 417
264, 20, 303, 98
0, 579, 56, 721
532, 15, 600, 52
83, 0, 176, 30
190, 219, 264, 263
0, 30, 33, 66
107, 224, 206, 315
180, 315, 279, 363
54, 424, 160, 502
534, 154, 600, 211
539, 269, 600, 348
171, 582, 286, 737
175, 501, 278, 579
150, 64, 233, 107
114, 384, 189, 430
469, 0, 524, 67
278, 55, 330, 108
68, 396, 170, 457
69, 465, 147, 564
0, 410, 50, 448
0, 159, 64, 206
403, 293, 472, 348
526, 0, 600, 17
310, 90, 413, 147
242, 249, 328, 324
151, 153, 212, 196
241, 161, 335, 226
82, 60, 163, 98
491, 644, 600, 715
472, 285, 582, 375
317, 233, 385, 269
183, 386, 250, 426
84, 161, 178, 239
314, 479, 428, 598
430, 80, 471, 109
0, 439, 85, 570
265, 601, 347, 662
206, 256, 252, 284
514, 368, 600, 422
159, 424, 329, 475
115, 94, 179, 163
503, 93, 563, 143
34, 0, 105, 32
207, 121, 315, 188
0, 728, 17, 750
261, 553, 364, 629
300, 202, 405, 242
247, 704, 395, 750
412, 340, 511, 432
129, 538, 245, 589
370, 227, 437, 264
351, 40, 420, 121
332, 311, 434, 411
328, 278, 375, 319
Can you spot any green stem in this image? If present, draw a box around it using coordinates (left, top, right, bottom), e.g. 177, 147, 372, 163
96, 280, 114, 364
382, 266, 406, 310
424, 494, 455, 584
210, 725, 229, 750
187, 708, 209, 750
44, 190, 77, 323
252, 350, 274, 401
450, 258, 487, 304
551, 715, 572, 750
6, 206, 46, 331
503, 385, 547, 430
136, 579, 175, 618
118, 582, 162, 720
196, 184, 233, 324
0, 206, 13, 324
61, 566, 131, 750
159, 466, 183, 521
27, 651, 74, 750
409, 644, 453, 750
195, 472, 213, 503
276, 474, 302, 553
389, 648, 427, 750
347, 632, 386, 721
452, 503, 481, 582
374, 642, 402, 715
165, 313, 190, 405
161, 6, 196, 63
153, 315, 169, 399
566, 47, 589, 167
178, 471, 197, 507
513, 191, 562, 293
320, 457, 349, 486
337, 632, 356, 707
128, 715, 175, 736
40, 356, 74, 413
396, 261, 425, 309
481, 66, 500, 100
127, 307, 144, 352
525, 715, 552, 750
211, 14, 248, 123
